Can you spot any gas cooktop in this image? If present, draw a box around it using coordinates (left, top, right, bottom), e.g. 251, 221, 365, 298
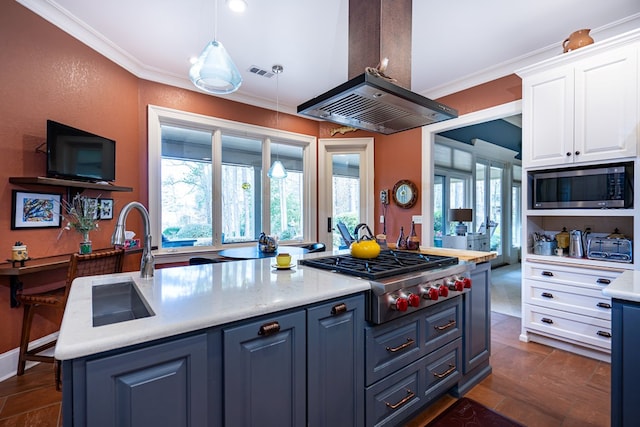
299, 250, 459, 280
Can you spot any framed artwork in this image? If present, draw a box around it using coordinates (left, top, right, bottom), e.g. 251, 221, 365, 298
99, 198, 114, 220
11, 190, 62, 229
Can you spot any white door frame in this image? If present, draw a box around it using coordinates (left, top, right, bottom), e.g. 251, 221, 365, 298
318, 138, 375, 250
421, 100, 522, 248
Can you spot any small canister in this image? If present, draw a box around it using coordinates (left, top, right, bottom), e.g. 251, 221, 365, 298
12, 244, 28, 261
555, 227, 570, 250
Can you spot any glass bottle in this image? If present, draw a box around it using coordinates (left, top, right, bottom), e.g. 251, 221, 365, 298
406, 221, 420, 250
396, 226, 407, 250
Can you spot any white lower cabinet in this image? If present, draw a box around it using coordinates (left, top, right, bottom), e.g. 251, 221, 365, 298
521, 261, 622, 360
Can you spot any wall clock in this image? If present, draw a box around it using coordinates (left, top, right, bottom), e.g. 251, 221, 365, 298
392, 179, 418, 209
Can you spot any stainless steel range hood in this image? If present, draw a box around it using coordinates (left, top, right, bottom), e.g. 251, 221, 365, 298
297, 72, 458, 135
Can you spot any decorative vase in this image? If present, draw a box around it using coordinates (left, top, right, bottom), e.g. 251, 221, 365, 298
406, 221, 420, 250
396, 226, 407, 250
79, 231, 92, 255
562, 29, 594, 53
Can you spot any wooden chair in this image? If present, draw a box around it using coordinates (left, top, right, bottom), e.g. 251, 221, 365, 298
16, 249, 125, 386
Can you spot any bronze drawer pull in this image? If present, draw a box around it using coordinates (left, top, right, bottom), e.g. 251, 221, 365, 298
597, 302, 612, 309
434, 320, 456, 331
596, 278, 611, 285
541, 292, 554, 298
331, 303, 347, 315
258, 321, 280, 336
433, 364, 456, 379
385, 389, 415, 410
386, 338, 415, 353
541, 271, 554, 277
597, 331, 612, 338
541, 318, 554, 324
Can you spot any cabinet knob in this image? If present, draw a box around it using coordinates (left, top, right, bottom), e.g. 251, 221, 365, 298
566, 152, 572, 156
575, 151, 580, 155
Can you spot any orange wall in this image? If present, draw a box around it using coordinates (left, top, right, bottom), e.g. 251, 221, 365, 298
0, 1, 521, 354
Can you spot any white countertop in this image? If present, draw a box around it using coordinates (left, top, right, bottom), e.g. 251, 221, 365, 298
602, 270, 640, 303
55, 256, 369, 360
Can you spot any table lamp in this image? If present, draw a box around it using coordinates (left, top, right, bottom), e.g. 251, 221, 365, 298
450, 208, 473, 236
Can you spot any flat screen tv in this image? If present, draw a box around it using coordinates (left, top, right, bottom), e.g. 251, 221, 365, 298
46, 120, 116, 182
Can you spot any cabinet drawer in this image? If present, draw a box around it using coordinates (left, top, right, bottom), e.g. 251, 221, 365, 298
365, 315, 421, 386
525, 279, 612, 320
423, 297, 462, 354
422, 338, 462, 404
365, 362, 423, 427
524, 304, 612, 351
524, 262, 621, 290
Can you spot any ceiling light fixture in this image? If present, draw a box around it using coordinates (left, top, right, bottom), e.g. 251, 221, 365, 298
226, 0, 247, 13
189, 0, 242, 94
268, 64, 287, 180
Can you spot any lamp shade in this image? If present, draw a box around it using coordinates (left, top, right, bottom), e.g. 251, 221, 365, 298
268, 160, 288, 179
450, 208, 473, 222
189, 40, 242, 94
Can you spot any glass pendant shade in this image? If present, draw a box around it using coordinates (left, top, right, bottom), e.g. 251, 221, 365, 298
189, 40, 242, 94
268, 160, 287, 179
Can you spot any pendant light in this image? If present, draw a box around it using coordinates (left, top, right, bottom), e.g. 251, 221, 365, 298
268, 65, 287, 180
189, 0, 242, 94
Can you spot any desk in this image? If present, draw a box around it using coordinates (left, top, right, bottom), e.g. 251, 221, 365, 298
218, 246, 309, 259
0, 255, 70, 308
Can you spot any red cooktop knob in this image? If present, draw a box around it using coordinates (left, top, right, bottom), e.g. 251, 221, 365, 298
463, 277, 472, 288
454, 280, 464, 292
394, 297, 409, 312
438, 284, 449, 297
428, 287, 439, 301
407, 293, 421, 308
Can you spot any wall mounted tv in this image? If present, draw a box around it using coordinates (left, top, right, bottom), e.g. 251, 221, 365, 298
46, 120, 116, 182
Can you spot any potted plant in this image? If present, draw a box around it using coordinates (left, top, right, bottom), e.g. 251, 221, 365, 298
60, 194, 100, 254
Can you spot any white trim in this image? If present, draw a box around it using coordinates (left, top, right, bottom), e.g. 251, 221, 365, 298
0, 332, 58, 382
421, 101, 523, 247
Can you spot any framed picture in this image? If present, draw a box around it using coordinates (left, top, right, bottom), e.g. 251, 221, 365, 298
99, 198, 114, 220
11, 190, 62, 229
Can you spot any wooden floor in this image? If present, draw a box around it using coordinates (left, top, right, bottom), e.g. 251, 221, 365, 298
0, 312, 610, 427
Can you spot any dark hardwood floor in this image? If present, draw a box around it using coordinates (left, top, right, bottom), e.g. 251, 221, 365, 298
0, 312, 610, 427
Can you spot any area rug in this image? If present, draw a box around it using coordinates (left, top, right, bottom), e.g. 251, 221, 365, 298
425, 397, 525, 427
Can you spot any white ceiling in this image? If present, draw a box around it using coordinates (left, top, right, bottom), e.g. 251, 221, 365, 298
17, 0, 640, 116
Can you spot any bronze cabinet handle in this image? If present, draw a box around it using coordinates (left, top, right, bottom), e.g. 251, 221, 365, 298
597, 331, 612, 338
434, 320, 456, 331
258, 321, 280, 336
433, 364, 456, 379
541, 271, 554, 277
596, 278, 611, 285
385, 338, 415, 353
541, 318, 554, 324
385, 389, 415, 410
597, 302, 612, 309
331, 303, 347, 315
541, 292, 554, 298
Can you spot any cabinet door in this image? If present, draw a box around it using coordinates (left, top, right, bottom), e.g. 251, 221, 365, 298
464, 262, 491, 373
224, 311, 306, 427
85, 334, 208, 427
307, 294, 365, 427
522, 66, 575, 167
574, 44, 638, 164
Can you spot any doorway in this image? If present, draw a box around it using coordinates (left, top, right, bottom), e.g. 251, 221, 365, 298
318, 138, 374, 250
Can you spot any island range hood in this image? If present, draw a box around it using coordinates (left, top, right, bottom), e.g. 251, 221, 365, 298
297, 72, 458, 135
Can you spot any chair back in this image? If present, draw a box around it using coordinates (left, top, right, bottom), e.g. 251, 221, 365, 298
63, 249, 125, 302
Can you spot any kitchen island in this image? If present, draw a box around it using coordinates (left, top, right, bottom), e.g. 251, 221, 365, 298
603, 271, 640, 427
56, 248, 494, 427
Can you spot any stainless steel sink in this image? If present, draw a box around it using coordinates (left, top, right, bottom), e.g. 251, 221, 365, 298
92, 281, 154, 327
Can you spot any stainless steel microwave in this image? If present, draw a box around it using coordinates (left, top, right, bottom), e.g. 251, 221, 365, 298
531, 162, 633, 209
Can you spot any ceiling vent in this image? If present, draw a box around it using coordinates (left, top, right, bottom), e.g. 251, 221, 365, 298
248, 65, 275, 78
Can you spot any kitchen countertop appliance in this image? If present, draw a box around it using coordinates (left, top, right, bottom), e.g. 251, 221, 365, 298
587, 237, 632, 262
299, 250, 471, 324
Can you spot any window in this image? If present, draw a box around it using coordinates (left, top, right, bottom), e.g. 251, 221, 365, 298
148, 106, 316, 251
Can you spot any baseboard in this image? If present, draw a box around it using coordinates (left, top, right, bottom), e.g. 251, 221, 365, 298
0, 332, 58, 382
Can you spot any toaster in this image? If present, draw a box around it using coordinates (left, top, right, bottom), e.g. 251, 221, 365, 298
587, 237, 632, 263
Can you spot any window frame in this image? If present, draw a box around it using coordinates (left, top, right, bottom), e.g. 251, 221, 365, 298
148, 105, 317, 257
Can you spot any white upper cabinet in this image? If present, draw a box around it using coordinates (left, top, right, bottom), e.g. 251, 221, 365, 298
520, 39, 639, 168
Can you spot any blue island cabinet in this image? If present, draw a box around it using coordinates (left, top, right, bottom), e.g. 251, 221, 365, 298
62, 332, 212, 427
307, 294, 365, 427
612, 298, 640, 427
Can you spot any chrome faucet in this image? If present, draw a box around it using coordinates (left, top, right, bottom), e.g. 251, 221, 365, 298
111, 201, 155, 278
